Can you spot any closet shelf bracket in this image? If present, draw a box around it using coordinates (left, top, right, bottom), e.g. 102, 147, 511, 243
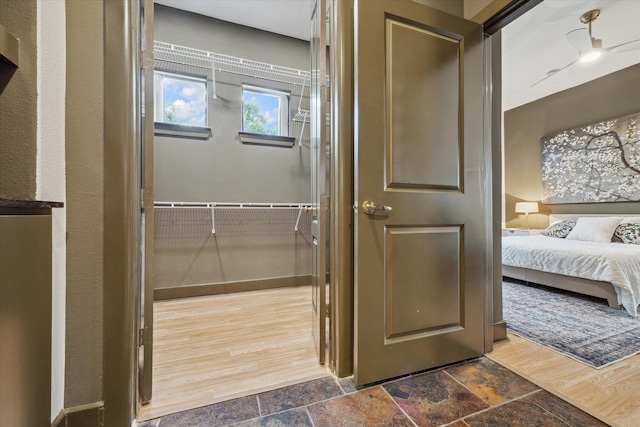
294, 206, 304, 232
209, 203, 216, 234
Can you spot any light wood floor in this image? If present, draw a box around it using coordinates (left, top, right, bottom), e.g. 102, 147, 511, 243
488, 333, 640, 427
138, 286, 328, 421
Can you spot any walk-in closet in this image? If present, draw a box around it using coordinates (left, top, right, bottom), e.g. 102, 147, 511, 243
139, 2, 329, 419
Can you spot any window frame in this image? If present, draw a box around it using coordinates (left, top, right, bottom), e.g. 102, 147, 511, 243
153, 69, 211, 139
241, 84, 291, 138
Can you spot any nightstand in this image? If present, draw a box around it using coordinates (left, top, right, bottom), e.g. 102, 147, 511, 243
502, 228, 542, 237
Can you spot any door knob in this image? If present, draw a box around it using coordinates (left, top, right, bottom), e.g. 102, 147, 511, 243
362, 200, 393, 215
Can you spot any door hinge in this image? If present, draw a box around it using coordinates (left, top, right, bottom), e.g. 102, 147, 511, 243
140, 50, 153, 70
138, 327, 150, 347
325, 303, 331, 318
140, 188, 145, 209
321, 86, 330, 103
321, 194, 330, 210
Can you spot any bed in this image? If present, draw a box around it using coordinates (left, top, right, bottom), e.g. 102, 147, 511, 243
502, 214, 640, 317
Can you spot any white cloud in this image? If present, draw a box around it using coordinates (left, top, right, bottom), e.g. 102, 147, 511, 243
181, 86, 199, 98
262, 109, 278, 125
165, 98, 205, 126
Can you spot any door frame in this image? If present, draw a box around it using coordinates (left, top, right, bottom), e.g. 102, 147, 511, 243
102, 0, 539, 423
103, 0, 140, 425
310, 0, 328, 365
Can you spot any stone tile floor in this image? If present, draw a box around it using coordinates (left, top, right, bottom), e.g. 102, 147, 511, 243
139, 357, 608, 427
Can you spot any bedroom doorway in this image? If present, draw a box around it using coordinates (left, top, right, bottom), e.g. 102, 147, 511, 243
498, 0, 640, 325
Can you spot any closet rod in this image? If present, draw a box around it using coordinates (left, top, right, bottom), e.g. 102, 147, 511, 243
154, 201, 312, 209
154, 201, 313, 234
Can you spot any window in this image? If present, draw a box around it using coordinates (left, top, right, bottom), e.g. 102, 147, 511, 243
154, 71, 207, 127
242, 85, 289, 137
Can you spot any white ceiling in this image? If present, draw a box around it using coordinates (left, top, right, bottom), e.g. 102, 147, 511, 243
154, 0, 640, 111
502, 0, 640, 110
155, 0, 314, 41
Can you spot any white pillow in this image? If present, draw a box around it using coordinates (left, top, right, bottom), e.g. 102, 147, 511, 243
566, 217, 622, 243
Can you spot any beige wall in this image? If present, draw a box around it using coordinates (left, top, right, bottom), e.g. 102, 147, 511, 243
504, 64, 640, 229
0, 1, 37, 200
414, 0, 463, 17
64, 0, 104, 408
463, 0, 510, 22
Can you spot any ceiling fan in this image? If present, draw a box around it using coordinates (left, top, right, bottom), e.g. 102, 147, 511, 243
531, 9, 640, 87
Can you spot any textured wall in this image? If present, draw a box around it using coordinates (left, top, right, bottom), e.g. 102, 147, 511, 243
504, 64, 640, 229
64, 0, 104, 408
0, 1, 37, 200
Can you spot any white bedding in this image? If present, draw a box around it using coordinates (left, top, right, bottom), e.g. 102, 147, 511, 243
502, 235, 640, 317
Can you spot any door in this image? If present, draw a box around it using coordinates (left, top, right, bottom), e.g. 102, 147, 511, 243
310, 0, 328, 363
139, 0, 155, 403
353, 1, 486, 385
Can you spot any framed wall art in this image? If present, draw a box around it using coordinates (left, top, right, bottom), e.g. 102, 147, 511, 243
541, 112, 640, 204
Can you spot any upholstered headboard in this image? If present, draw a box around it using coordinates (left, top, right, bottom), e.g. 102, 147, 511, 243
549, 213, 640, 224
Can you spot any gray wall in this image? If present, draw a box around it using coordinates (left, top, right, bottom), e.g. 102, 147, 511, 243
504, 64, 640, 229
154, 4, 311, 203
154, 208, 312, 289
0, 1, 37, 200
154, 5, 314, 290
155, 4, 310, 70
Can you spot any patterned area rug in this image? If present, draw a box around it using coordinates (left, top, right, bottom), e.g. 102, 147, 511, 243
503, 280, 640, 368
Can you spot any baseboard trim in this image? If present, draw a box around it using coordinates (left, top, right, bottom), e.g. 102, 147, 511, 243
154, 275, 312, 301
51, 401, 104, 427
52, 409, 66, 427
493, 319, 508, 342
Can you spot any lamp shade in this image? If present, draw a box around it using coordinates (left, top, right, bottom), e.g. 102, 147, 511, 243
515, 202, 539, 213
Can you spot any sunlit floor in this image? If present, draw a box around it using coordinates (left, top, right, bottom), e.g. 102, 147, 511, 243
138, 285, 328, 421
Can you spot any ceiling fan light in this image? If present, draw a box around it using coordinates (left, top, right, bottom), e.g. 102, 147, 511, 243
580, 48, 602, 63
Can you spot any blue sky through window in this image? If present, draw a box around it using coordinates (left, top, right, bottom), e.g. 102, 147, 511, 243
162, 75, 207, 127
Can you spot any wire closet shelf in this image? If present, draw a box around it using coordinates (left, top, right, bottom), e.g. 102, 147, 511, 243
154, 41, 310, 89
153, 41, 330, 125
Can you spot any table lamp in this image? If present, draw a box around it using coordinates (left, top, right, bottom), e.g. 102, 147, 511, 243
515, 201, 538, 229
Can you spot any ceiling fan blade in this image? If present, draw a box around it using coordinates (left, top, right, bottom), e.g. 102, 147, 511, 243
607, 38, 640, 53
530, 59, 578, 88
566, 28, 592, 52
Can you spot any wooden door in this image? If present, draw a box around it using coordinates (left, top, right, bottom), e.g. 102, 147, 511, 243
353, 0, 486, 385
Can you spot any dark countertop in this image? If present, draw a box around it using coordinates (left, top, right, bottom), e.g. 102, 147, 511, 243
0, 198, 64, 210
